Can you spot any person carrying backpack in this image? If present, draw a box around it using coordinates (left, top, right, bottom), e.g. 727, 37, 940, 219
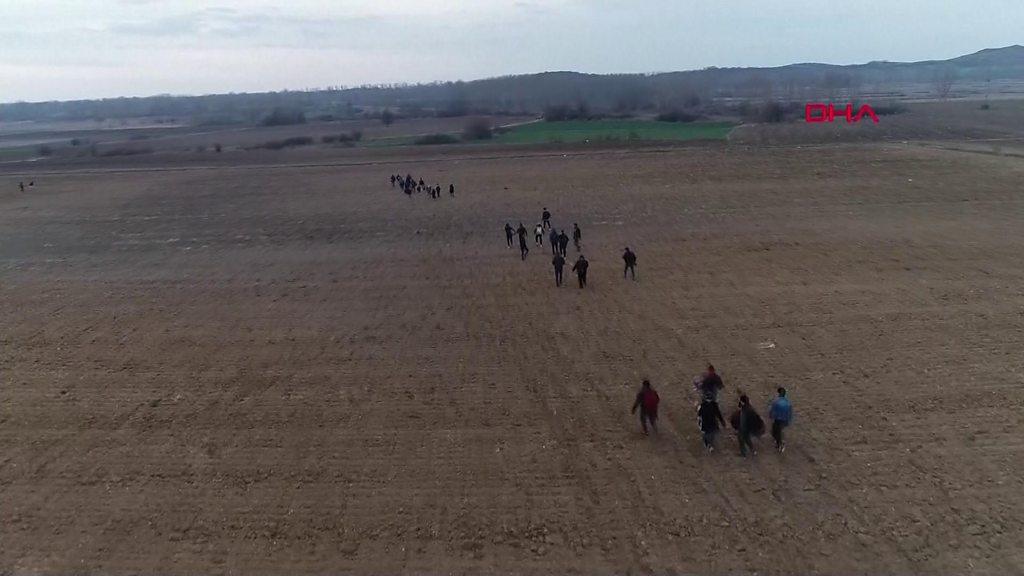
769, 387, 793, 453
631, 379, 660, 435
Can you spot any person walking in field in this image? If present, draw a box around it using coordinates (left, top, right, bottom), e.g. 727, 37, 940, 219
571, 254, 589, 288
622, 247, 637, 280
534, 223, 544, 246
631, 379, 660, 435
19, 181, 25, 192
542, 208, 552, 230
517, 223, 530, 260
552, 253, 566, 287
697, 392, 727, 453
572, 223, 582, 251
731, 394, 765, 457
390, 174, 396, 187
697, 364, 724, 400
549, 228, 559, 255
449, 183, 455, 197
504, 223, 515, 247
769, 387, 793, 453
557, 230, 569, 257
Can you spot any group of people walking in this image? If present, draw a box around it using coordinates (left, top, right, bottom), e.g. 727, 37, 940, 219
383, 173, 796, 456
632, 365, 794, 456
391, 173, 453, 199
505, 208, 638, 289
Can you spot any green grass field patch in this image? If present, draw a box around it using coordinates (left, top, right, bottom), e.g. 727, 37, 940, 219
495, 120, 734, 144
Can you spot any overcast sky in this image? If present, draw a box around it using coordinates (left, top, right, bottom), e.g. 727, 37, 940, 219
1, 0, 1020, 103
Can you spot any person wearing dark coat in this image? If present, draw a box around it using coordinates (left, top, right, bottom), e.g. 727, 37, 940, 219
731, 395, 764, 457
622, 247, 637, 280
549, 228, 560, 255
571, 255, 589, 288
449, 183, 455, 197
572, 223, 582, 251
552, 254, 565, 286
699, 365, 724, 400
516, 223, 529, 260
504, 223, 515, 248
542, 208, 552, 229
557, 230, 569, 257
697, 392, 727, 452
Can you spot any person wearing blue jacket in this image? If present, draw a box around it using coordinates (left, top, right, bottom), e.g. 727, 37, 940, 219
769, 387, 793, 453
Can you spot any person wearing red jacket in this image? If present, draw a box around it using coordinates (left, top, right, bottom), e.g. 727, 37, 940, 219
631, 379, 660, 435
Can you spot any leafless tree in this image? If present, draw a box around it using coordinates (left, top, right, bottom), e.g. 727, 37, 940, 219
933, 67, 957, 99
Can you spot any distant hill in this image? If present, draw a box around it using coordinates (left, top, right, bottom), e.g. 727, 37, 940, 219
2, 45, 1022, 124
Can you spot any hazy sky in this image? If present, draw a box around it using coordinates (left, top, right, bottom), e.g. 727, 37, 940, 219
2, 0, 1020, 103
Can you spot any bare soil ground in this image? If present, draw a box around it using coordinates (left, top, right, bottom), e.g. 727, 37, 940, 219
2, 142, 1024, 575
0, 116, 534, 158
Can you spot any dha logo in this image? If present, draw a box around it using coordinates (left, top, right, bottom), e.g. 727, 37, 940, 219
805, 103, 880, 123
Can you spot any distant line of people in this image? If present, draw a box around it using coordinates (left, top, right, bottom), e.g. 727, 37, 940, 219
390, 173, 454, 199
633, 367, 794, 456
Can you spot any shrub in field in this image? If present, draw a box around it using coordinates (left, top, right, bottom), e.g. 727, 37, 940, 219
462, 118, 493, 140
99, 147, 154, 157
543, 105, 572, 121
381, 108, 395, 126
261, 107, 307, 126
543, 102, 592, 122
761, 101, 787, 123
257, 136, 314, 150
37, 145, 53, 156
655, 110, 698, 122
414, 134, 459, 145
322, 131, 363, 145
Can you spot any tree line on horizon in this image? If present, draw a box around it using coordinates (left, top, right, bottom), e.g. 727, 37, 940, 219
2, 46, 1021, 125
